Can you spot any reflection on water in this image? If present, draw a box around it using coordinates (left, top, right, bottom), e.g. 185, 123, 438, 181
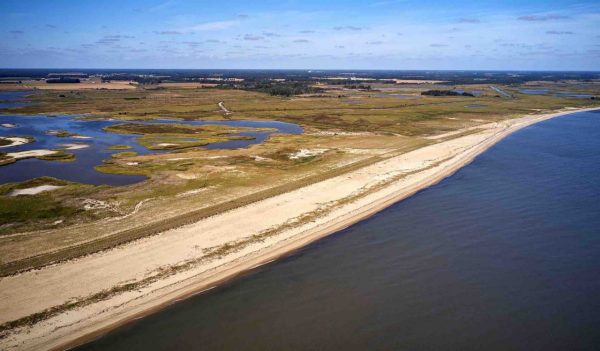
76, 110, 600, 351
0, 115, 302, 185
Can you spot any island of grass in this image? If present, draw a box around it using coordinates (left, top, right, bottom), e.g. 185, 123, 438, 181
104, 123, 258, 150
46, 130, 88, 138
111, 151, 138, 158
36, 150, 76, 162
107, 144, 133, 150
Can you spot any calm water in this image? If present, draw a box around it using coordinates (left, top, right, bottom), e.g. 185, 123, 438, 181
519, 89, 595, 99
0, 114, 301, 185
77, 110, 600, 350
0, 91, 33, 109
519, 88, 551, 95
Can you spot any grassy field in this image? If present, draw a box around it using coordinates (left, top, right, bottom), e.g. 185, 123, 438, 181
0, 81, 598, 274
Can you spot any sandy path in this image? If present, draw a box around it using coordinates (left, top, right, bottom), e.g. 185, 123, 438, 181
218, 101, 231, 114
0, 107, 596, 351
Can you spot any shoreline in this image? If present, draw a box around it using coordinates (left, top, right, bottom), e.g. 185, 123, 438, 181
0, 107, 597, 351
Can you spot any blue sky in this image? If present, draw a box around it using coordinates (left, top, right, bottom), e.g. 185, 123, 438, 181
1, 0, 599, 70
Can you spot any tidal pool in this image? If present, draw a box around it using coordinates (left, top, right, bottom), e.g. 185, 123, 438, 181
0, 114, 302, 185
0, 91, 33, 109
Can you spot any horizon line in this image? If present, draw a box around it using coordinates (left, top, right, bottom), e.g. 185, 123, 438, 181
1, 68, 600, 73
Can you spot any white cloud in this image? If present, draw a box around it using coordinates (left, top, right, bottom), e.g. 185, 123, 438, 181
188, 20, 238, 32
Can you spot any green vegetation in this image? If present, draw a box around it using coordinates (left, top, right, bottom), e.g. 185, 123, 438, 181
36, 150, 75, 162
105, 123, 257, 150
422, 90, 474, 97
105, 123, 205, 135
0, 177, 109, 236
0, 178, 79, 234
111, 151, 138, 158
0, 194, 79, 226
0, 139, 12, 146
0, 176, 70, 193
46, 77, 80, 83
107, 144, 132, 150
247, 81, 324, 96
0, 80, 598, 275
48, 130, 79, 138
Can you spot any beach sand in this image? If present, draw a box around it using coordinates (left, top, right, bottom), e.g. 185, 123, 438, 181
6, 149, 58, 159
0, 137, 31, 148
7, 185, 64, 196
0, 107, 596, 351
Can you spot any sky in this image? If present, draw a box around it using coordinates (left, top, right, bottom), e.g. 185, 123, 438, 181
1, 0, 599, 70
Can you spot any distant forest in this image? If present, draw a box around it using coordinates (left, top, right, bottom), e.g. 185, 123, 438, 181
1, 69, 599, 85
421, 90, 474, 97
46, 78, 80, 84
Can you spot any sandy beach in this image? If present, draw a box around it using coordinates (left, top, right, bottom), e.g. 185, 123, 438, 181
0, 107, 596, 351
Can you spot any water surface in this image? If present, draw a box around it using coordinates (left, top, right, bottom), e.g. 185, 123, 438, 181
0, 91, 33, 109
519, 89, 595, 99
75, 109, 600, 350
0, 115, 301, 185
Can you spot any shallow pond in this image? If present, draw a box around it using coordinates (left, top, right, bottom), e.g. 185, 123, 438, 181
519, 88, 550, 95
0, 114, 302, 186
519, 89, 595, 99
0, 91, 33, 109
555, 92, 594, 99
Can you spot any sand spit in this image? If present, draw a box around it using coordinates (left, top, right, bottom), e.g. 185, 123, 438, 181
7, 185, 64, 196
6, 149, 58, 159
1, 123, 17, 128
60, 143, 90, 150
0, 137, 31, 148
0, 108, 597, 351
